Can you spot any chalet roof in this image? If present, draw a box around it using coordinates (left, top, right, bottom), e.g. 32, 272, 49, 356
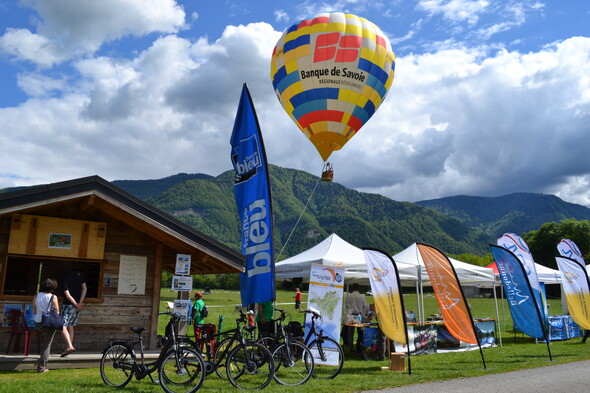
0, 175, 244, 274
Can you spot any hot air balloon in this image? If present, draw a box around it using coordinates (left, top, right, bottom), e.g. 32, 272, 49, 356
270, 12, 396, 180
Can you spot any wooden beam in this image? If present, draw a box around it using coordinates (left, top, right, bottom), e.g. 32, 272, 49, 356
25, 218, 38, 254
78, 223, 89, 258
149, 243, 164, 350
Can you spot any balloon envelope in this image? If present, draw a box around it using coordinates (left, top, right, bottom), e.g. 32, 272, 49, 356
270, 12, 396, 161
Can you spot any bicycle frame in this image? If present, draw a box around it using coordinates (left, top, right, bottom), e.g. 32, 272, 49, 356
194, 311, 256, 371
104, 312, 191, 381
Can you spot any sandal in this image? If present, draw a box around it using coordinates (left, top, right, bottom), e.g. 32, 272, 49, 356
60, 348, 76, 357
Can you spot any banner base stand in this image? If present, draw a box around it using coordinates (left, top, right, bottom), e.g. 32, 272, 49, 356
382, 352, 405, 371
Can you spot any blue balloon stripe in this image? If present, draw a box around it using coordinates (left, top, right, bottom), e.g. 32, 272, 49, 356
272, 66, 288, 90
351, 106, 370, 124
364, 99, 376, 118
275, 70, 301, 95
292, 99, 327, 119
358, 58, 389, 86
366, 75, 387, 99
284, 34, 310, 54
290, 87, 339, 108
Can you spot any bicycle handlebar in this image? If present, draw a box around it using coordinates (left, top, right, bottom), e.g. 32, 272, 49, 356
300, 309, 321, 318
274, 307, 286, 321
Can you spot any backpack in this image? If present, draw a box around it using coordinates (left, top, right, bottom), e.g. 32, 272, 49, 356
200, 305, 209, 318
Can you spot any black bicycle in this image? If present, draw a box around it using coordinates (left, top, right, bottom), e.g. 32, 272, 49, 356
298, 308, 344, 379
257, 307, 314, 386
100, 311, 205, 393
194, 310, 275, 390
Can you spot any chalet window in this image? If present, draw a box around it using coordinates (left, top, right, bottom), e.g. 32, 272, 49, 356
2, 256, 102, 299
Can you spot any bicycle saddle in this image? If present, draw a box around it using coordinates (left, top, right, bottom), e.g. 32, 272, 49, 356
244, 325, 256, 333
131, 327, 146, 334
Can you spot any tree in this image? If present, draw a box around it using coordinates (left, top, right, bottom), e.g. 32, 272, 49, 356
523, 219, 590, 269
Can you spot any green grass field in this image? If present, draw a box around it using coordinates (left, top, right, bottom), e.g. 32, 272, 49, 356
3, 288, 590, 393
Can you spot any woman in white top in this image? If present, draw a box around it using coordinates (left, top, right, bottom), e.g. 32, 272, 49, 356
33, 278, 68, 373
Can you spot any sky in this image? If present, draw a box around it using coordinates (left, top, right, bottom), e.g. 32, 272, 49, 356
0, 0, 589, 207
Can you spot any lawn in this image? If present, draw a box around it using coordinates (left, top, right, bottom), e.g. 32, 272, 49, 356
3, 288, 589, 393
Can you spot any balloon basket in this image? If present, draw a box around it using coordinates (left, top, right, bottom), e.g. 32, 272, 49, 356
321, 163, 334, 182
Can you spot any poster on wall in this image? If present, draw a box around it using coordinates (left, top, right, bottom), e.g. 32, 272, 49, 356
48, 233, 72, 249
172, 276, 193, 292
3, 304, 23, 327
175, 254, 191, 275
24, 304, 36, 327
173, 299, 192, 322
118, 255, 147, 295
306, 263, 345, 365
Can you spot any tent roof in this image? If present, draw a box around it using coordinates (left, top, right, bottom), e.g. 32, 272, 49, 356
392, 243, 496, 286
275, 233, 367, 281
276, 236, 494, 286
486, 261, 561, 284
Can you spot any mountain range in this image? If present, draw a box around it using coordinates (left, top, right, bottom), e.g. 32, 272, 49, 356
110, 165, 590, 259
416, 193, 590, 238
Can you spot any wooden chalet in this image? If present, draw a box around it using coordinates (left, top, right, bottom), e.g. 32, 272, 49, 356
0, 176, 244, 351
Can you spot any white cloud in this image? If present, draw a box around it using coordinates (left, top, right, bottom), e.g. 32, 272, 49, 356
0, 0, 186, 66
0, 28, 63, 67
0, 17, 589, 209
340, 37, 590, 205
17, 72, 66, 96
274, 10, 289, 23
417, 0, 490, 25
294, 0, 386, 20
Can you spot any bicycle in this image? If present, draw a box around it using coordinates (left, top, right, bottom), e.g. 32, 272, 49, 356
256, 307, 314, 386
100, 311, 205, 393
194, 310, 275, 390
298, 307, 345, 379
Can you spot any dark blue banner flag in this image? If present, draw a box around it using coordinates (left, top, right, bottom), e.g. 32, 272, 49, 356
230, 84, 275, 307
489, 245, 546, 339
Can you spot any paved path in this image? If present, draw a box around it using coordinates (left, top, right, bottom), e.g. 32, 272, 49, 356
362, 360, 590, 393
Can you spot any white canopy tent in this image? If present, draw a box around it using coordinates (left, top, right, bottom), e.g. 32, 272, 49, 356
276, 235, 498, 288
275, 233, 417, 284
392, 243, 496, 287
276, 234, 503, 343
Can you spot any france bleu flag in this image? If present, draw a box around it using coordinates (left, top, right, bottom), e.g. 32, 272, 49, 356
230, 84, 275, 307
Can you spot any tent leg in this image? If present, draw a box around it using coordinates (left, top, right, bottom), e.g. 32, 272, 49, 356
493, 284, 502, 347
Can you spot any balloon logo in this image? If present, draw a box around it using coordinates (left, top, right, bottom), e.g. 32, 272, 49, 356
270, 12, 396, 162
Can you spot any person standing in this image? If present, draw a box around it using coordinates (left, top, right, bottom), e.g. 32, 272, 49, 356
256, 300, 275, 338
191, 291, 206, 343
33, 278, 73, 372
344, 283, 369, 355
293, 288, 302, 310
60, 268, 86, 357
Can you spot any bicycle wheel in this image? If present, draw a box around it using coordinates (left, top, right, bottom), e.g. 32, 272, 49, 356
226, 342, 274, 390
256, 335, 277, 352
100, 343, 135, 388
307, 337, 344, 379
159, 347, 206, 393
213, 337, 239, 379
272, 341, 314, 386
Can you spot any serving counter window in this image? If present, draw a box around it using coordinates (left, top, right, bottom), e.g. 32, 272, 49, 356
1, 256, 102, 300
0, 213, 106, 300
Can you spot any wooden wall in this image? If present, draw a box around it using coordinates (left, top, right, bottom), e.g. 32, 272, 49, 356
0, 203, 169, 353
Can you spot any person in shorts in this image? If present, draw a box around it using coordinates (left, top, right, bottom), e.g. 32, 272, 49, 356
60, 268, 86, 357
